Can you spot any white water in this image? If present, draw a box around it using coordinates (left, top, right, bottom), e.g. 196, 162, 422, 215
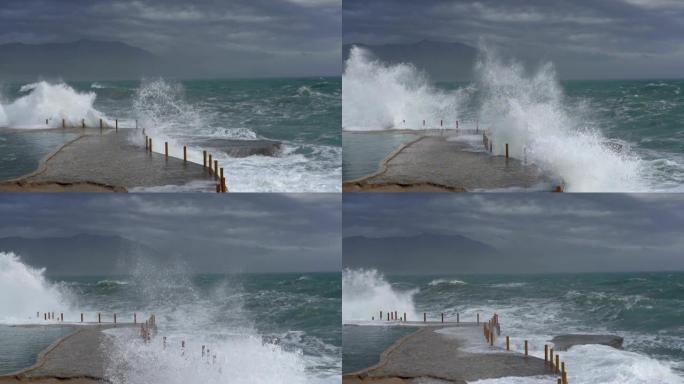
342, 46, 467, 131
0, 252, 73, 323
342, 268, 418, 322
132, 78, 340, 192
0, 81, 109, 128
342, 45, 652, 192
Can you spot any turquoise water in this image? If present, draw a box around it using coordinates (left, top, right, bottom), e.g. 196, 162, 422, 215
342, 132, 417, 181
0, 325, 76, 374
0, 78, 341, 191
342, 325, 415, 374
0, 131, 77, 181
344, 270, 684, 383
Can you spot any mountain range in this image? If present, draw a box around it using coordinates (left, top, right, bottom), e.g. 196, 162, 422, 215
343, 40, 478, 81
343, 233, 501, 274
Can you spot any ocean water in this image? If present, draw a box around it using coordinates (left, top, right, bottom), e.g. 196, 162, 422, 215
0, 131, 77, 181
343, 46, 684, 192
0, 77, 341, 192
342, 268, 684, 384
0, 252, 341, 383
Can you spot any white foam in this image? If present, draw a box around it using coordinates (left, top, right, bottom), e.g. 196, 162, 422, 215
0, 252, 73, 323
0, 81, 110, 128
428, 279, 468, 286
342, 268, 418, 322
342, 46, 467, 131
131, 78, 341, 192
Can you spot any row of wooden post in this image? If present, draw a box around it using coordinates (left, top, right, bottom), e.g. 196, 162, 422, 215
374, 310, 473, 324
140, 314, 155, 343
489, 313, 568, 384
51, 118, 133, 131
37, 311, 141, 324
143, 133, 228, 193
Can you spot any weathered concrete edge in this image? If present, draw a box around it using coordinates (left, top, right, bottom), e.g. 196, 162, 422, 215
343, 135, 428, 193
0, 327, 85, 378
344, 326, 429, 379
4, 131, 89, 183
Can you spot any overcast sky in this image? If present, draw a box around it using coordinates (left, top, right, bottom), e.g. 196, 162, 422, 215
344, 193, 684, 274
0, 0, 341, 78
0, 194, 340, 274
343, 0, 684, 79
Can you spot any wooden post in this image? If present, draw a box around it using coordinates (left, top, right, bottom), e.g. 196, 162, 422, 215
555, 354, 560, 373
561, 362, 566, 382
394, 310, 397, 320
380, 310, 382, 320
490, 142, 493, 152
506, 336, 510, 351
457, 313, 459, 323
214, 160, 218, 178
477, 313, 480, 324
98, 313, 101, 323
221, 177, 226, 193
550, 348, 554, 369
208, 154, 213, 173
114, 313, 117, 323
145, 135, 148, 150
149, 138, 152, 152
81, 313, 83, 322
99, 118, 103, 129
203, 150, 207, 168
60, 313, 63, 322
490, 329, 494, 346
423, 312, 426, 322
44, 313, 47, 320
441, 313, 444, 323
135, 119, 138, 129
134, 313, 137, 324
46, 118, 48, 125
562, 370, 567, 384
183, 146, 187, 162
544, 344, 548, 364
165, 142, 168, 159
403, 312, 406, 322
505, 143, 509, 159
386, 312, 389, 321
524, 340, 528, 356
557, 379, 561, 384
62, 119, 65, 128
115, 119, 118, 131
82, 119, 85, 128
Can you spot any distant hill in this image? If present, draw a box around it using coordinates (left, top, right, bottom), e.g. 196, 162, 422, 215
343, 233, 501, 274
0, 234, 162, 276
343, 40, 478, 81
0, 39, 162, 81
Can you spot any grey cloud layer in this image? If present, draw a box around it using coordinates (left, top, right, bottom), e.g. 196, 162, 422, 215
0, 194, 341, 273
343, 194, 684, 273
0, 0, 341, 77
343, 0, 684, 79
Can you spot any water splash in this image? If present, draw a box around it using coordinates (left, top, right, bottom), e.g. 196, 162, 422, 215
342, 268, 418, 322
0, 81, 109, 128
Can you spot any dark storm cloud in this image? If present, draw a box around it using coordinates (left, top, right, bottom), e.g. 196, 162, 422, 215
343, 194, 684, 274
0, 194, 340, 273
0, 0, 341, 77
343, 0, 684, 79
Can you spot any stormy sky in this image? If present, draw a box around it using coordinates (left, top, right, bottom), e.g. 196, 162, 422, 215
343, 0, 684, 80
0, 0, 341, 78
0, 194, 340, 274
344, 193, 684, 274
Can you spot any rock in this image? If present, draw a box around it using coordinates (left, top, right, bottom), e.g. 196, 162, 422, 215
551, 334, 623, 351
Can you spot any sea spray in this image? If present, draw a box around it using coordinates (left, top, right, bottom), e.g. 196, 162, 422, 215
0, 252, 72, 323
474, 47, 645, 192
131, 78, 340, 192
342, 268, 418, 322
342, 46, 467, 131
0, 81, 109, 128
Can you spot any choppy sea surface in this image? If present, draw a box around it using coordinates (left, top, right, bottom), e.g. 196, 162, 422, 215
0, 77, 341, 191
0, 252, 341, 383
343, 268, 684, 384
